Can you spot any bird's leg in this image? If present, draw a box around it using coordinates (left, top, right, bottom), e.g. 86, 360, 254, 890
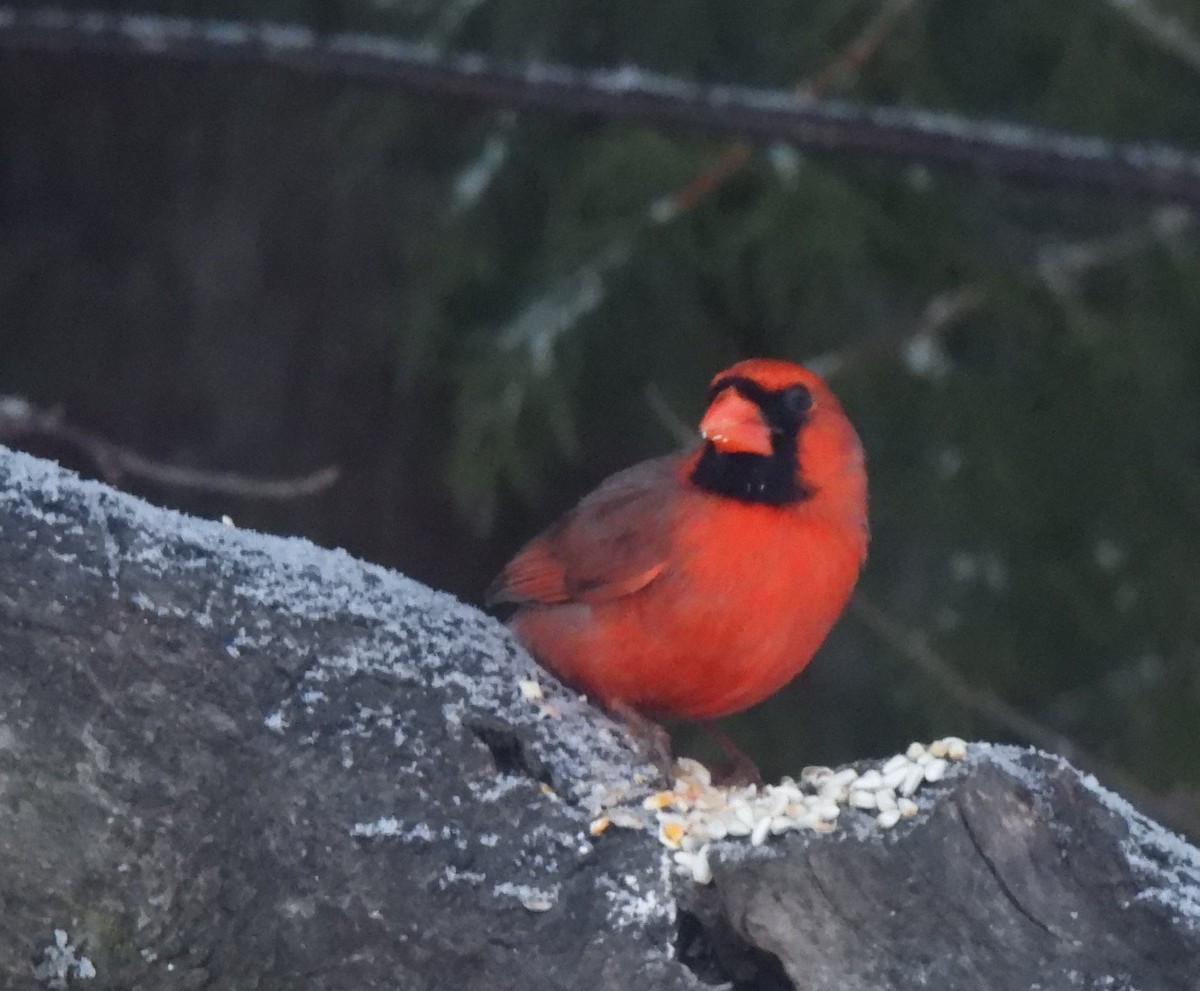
700, 722, 762, 787
608, 700, 675, 782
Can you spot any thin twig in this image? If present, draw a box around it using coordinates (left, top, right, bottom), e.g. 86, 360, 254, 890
806, 282, 988, 381
4, 7, 1200, 203
643, 6, 921, 446
0, 396, 340, 500
807, 207, 1193, 379
799, 0, 917, 100
850, 593, 1197, 837
646, 282, 986, 445
1103, 0, 1200, 77
659, 0, 915, 218
643, 383, 697, 447
1037, 204, 1195, 296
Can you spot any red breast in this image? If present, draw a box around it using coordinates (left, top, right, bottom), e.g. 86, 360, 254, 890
487, 358, 868, 720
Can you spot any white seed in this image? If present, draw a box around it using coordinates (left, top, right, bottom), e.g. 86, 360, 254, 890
924, 758, 949, 783
762, 790, 790, 818
673, 757, 712, 787
849, 789, 878, 809
643, 791, 674, 811
734, 802, 757, 828
899, 764, 926, 797
770, 815, 795, 835
856, 769, 884, 790
814, 800, 841, 821
791, 809, 822, 831
601, 739, 964, 855
518, 679, 544, 702
658, 817, 686, 849
774, 788, 802, 809
608, 808, 646, 830
800, 765, 833, 787
723, 815, 753, 837
729, 788, 757, 808
819, 773, 857, 802
877, 808, 902, 829
829, 768, 860, 790
672, 844, 700, 878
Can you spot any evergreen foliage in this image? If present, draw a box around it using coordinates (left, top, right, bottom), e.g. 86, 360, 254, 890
2, 0, 1199, 823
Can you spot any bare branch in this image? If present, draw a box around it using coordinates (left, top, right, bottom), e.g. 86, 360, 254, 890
806, 282, 988, 381
657, 0, 916, 219
4, 7, 1200, 203
849, 594, 1198, 837
643, 383, 696, 448
1037, 204, 1195, 295
0, 396, 340, 500
799, 0, 917, 100
1103, 0, 1200, 76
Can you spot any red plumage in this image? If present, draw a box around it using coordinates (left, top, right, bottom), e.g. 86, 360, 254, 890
487, 358, 868, 721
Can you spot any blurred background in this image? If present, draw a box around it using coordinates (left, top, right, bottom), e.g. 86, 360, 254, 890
2, 0, 1199, 835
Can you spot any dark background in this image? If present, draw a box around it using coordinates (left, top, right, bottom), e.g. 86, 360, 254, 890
3, 0, 1199, 834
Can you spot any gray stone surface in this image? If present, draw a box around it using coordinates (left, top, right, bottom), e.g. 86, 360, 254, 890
0, 446, 683, 990
683, 748, 1200, 990
2, 445, 1199, 990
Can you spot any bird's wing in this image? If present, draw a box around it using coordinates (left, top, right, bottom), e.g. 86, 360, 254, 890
486, 456, 681, 607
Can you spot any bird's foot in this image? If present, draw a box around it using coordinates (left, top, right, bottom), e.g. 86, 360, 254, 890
701, 722, 762, 787
609, 700, 675, 784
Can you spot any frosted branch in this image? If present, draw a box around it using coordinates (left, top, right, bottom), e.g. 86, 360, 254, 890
0, 395, 340, 500
1104, 0, 1200, 76
3, 6, 1200, 203
850, 594, 1190, 837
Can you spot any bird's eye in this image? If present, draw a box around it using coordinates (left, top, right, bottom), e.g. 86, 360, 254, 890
781, 384, 813, 416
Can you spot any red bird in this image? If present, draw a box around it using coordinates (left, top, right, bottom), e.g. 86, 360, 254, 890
488, 359, 868, 722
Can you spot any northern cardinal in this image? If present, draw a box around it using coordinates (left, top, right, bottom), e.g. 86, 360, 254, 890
487, 358, 867, 723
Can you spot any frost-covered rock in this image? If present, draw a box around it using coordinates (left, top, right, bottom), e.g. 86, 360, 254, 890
682, 746, 1200, 990
1, 444, 1198, 991
0, 446, 679, 990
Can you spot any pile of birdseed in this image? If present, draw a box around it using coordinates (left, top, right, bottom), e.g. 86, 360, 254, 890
589, 738, 969, 885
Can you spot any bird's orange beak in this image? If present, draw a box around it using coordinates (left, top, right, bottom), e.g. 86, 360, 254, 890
699, 389, 773, 456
